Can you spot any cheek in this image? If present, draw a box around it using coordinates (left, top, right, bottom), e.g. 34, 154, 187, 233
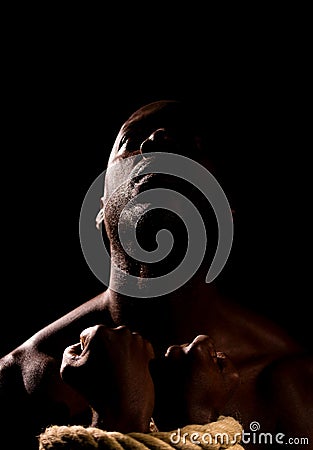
103, 185, 135, 250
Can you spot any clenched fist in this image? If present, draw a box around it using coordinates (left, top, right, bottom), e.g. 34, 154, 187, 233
152, 334, 240, 430
60, 325, 155, 433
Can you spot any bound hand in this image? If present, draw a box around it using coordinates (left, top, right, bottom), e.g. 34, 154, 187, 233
60, 324, 155, 433
152, 334, 239, 429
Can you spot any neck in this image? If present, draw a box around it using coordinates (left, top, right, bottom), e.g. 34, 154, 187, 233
106, 267, 222, 355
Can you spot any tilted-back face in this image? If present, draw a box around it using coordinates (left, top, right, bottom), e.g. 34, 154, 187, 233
101, 100, 219, 281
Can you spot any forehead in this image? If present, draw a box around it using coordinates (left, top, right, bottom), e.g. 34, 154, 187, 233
108, 100, 201, 165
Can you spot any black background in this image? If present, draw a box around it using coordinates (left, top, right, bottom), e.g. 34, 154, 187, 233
1, 11, 311, 357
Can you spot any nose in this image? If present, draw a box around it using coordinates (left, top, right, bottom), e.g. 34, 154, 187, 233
140, 128, 177, 155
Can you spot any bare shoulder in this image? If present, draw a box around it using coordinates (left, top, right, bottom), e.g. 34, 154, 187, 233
23, 290, 111, 353
0, 292, 107, 438
0, 290, 111, 397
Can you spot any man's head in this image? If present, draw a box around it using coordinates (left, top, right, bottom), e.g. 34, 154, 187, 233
99, 100, 221, 287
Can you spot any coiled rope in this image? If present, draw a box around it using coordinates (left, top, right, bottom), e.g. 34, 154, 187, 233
39, 415, 244, 449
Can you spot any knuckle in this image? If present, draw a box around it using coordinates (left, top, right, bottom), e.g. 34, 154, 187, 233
186, 342, 206, 358
61, 344, 82, 367
186, 335, 216, 360
192, 334, 215, 347
92, 324, 108, 335
165, 344, 184, 359
80, 324, 106, 343
80, 325, 113, 353
131, 331, 141, 338
112, 325, 131, 337
113, 325, 128, 332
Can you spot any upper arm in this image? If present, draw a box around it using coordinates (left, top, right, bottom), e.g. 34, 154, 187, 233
0, 349, 62, 449
0, 351, 33, 439
0, 346, 87, 447
0, 351, 26, 400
